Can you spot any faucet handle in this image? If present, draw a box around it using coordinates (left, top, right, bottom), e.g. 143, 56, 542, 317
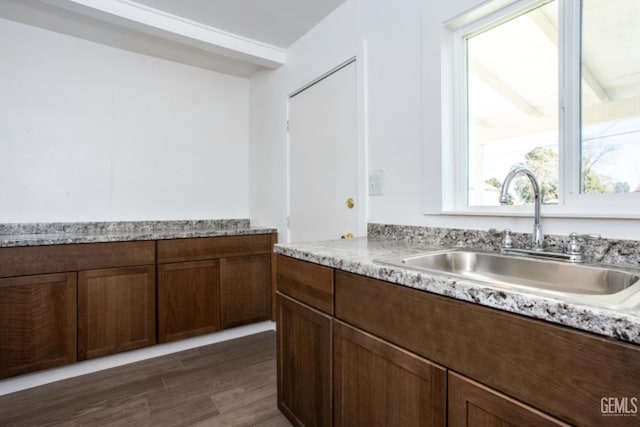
567, 232, 601, 255
502, 228, 513, 248
489, 228, 513, 249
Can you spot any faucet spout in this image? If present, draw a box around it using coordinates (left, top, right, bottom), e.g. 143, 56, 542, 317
499, 167, 544, 250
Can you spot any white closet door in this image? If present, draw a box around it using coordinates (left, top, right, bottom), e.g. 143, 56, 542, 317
288, 61, 358, 242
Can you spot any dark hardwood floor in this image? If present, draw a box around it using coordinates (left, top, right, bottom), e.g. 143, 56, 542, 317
0, 331, 291, 427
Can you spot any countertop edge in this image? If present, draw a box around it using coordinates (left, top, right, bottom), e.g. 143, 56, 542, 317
0, 227, 278, 248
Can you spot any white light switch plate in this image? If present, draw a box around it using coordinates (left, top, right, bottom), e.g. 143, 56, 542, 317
369, 169, 384, 196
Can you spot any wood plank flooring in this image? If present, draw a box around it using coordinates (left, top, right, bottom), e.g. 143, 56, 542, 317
0, 331, 291, 427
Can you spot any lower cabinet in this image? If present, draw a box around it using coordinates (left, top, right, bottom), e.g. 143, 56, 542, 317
0, 234, 277, 379
159, 255, 272, 343
333, 321, 447, 427
157, 235, 276, 343
157, 260, 221, 343
77, 266, 156, 360
0, 273, 77, 378
220, 254, 272, 329
448, 372, 569, 427
276, 292, 332, 427
276, 255, 633, 426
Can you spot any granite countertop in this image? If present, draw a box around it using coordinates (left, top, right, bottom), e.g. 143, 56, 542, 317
0, 219, 277, 248
274, 237, 640, 345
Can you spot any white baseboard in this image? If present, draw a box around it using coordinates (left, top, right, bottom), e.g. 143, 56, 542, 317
0, 321, 276, 396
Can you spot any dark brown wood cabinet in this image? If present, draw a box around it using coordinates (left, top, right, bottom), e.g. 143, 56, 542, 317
0, 273, 77, 378
78, 266, 156, 360
157, 234, 276, 342
0, 232, 276, 379
276, 254, 640, 426
276, 255, 335, 426
448, 372, 569, 427
334, 320, 446, 427
220, 254, 272, 329
0, 241, 156, 378
157, 260, 221, 343
276, 292, 332, 427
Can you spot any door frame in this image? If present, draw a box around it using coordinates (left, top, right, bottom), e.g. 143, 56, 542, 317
285, 50, 368, 243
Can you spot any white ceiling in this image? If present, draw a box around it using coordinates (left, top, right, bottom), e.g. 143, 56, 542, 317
0, 0, 346, 76
131, 0, 346, 48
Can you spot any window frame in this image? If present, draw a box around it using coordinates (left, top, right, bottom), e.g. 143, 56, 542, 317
441, 0, 640, 219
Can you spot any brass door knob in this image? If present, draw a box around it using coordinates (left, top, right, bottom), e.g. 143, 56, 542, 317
346, 198, 355, 209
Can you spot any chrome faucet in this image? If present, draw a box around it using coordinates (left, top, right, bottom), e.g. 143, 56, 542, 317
499, 167, 544, 250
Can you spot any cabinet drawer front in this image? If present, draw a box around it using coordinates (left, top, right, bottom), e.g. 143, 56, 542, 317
0, 273, 77, 379
276, 255, 334, 314
157, 234, 273, 263
0, 241, 155, 278
335, 270, 640, 426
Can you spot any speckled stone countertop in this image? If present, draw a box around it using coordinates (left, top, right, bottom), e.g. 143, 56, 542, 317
274, 236, 640, 345
0, 219, 277, 248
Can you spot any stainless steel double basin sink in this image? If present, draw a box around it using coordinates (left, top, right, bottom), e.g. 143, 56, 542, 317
378, 249, 640, 307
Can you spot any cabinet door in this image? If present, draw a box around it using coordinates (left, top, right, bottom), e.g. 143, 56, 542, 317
277, 293, 332, 427
0, 273, 77, 379
334, 320, 446, 427
78, 266, 156, 360
448, 372, 569, 427
220, 254, 271, 329
157, 260, 220, 343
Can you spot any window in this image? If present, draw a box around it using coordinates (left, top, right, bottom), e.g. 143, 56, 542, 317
444, 0, 640, 216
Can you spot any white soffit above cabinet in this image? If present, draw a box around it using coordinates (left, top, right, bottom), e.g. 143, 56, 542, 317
0, 0, 345, 77
131, 0, 345, 48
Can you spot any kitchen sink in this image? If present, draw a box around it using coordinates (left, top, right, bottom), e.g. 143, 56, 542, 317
378, 250, 640, 307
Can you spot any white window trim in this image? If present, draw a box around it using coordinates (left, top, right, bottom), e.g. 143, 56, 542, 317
439, 0, 640, 219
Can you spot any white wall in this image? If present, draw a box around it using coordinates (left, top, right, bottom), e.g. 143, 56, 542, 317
0, 17, 250, 222
250, 0, 640, 240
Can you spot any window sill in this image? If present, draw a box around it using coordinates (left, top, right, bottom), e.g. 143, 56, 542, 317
437, 209, 640, 220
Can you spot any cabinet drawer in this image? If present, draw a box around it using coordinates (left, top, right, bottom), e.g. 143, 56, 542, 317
0, 241, 155, 278
276, 255, 334, 314
335, 270, 640, 426
157, 234, 273, 264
